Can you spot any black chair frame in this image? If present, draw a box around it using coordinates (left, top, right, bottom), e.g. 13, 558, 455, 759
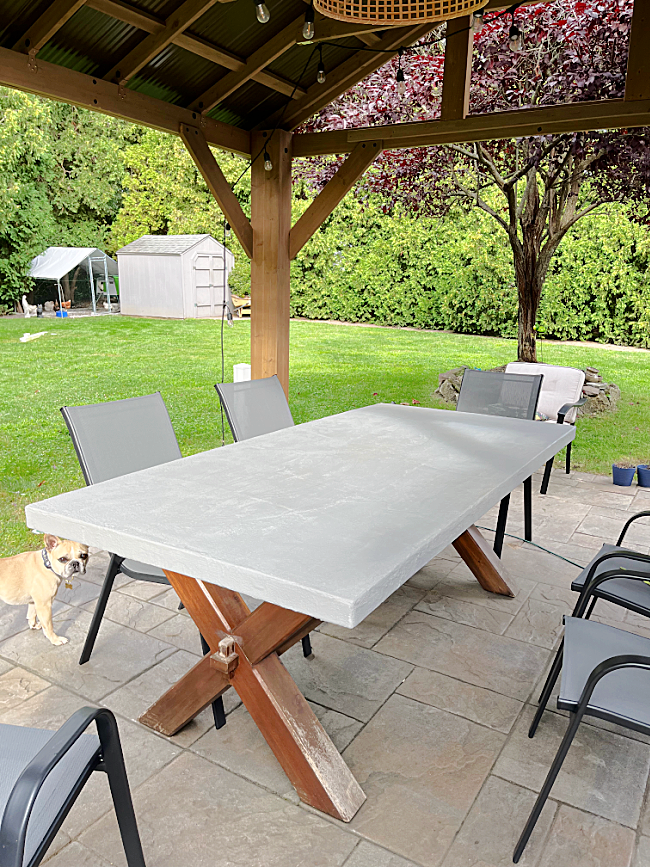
529, 540, 650, 739
539, 398, 588, 495
514, 651, 650, 862
0, 707, 145, 867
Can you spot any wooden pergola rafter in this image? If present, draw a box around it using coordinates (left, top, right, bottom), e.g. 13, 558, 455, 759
0, 0, 648, 394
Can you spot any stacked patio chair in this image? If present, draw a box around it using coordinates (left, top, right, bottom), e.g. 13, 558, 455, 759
215, 374, 313, 660
0, 707, 145, 867
61, 393, 227, 729
456, 369, 544, 557
505, 362, 586, 494
515, 511, 650, 862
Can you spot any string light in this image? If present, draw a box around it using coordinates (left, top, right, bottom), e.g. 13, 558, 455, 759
317, 45, 326, 84
303, 2, 315, 39
472, 9, 484, 32
263, 149, 273, 171
255, 0, 270, 23
508, 7, 523, 51
395, 48, 406, 95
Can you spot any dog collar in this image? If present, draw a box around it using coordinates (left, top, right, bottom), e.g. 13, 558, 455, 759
41, 548, 54, 572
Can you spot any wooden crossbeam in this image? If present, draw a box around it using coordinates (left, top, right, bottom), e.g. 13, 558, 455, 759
625, 0, 650, 101
290, 141, 381, 259
189, 14, 305, 112
13, 0, 86, 54
104, 0, 219, 84
180, 124, 253, 258
0, 46, 250, 155
269, 22, 435, 131
440, 14, 473, 121
293, 98, 650, 155
87, 0, 305, 98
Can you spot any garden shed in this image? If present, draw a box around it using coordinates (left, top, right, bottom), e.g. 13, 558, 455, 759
117, 234, 235, 320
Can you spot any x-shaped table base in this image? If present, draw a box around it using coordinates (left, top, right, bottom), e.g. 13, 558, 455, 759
138, 526, 513, 822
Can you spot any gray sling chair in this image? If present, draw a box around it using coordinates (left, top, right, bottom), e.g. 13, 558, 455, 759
214, 375, 313, 660
0, 707, 145, 867
514, 616, 650, 862
456, 369, 544, 558
61, 393, 227, 729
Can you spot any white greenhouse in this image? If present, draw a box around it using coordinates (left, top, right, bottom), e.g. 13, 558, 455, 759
116, 235, 235, 319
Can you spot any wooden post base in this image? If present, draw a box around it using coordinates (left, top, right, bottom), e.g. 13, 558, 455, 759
138, 570, 365, 823
453, 525, 516, 597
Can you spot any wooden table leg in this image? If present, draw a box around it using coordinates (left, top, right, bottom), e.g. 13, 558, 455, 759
137, 569, 366, 822
453, 525, 516, 597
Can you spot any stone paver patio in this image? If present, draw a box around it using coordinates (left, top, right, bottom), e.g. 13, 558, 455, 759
2, 467, 650, 867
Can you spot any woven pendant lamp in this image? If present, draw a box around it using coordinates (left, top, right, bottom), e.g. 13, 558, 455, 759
314, 0, 488, 26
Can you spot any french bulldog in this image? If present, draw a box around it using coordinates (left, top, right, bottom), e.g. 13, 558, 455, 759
0, 534, 89, 645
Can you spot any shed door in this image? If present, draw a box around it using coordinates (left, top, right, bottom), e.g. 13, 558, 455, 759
193, 254, 227, 318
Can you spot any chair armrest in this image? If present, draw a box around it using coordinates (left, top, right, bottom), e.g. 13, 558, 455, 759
573, 550, 650, 618
0, 707, 116, 867
557, 398, 588, 425
576, 652, 650, 712
617, 511, 650, 546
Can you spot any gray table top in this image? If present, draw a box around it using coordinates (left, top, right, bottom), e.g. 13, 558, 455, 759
26, 404, 574, 627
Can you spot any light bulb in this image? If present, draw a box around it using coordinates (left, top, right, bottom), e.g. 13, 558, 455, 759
264, 150, 273, 171
396, 67, 406, 96
302, 5, 315, 40
508, 23, 523, 52
255, 1, 270, 23
317, 60, 326, 84
472, 10, 484, 31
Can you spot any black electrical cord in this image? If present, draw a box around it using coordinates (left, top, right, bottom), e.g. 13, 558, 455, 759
476, 525, 585, 568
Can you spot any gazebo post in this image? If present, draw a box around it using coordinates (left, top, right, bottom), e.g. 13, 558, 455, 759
250, 130, 293, 396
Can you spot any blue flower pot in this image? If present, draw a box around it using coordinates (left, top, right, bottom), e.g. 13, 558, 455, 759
612, 465, 636, 486
637, 465, 650, 487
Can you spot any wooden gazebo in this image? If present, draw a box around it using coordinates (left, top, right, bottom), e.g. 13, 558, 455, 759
1, 0, 647, 393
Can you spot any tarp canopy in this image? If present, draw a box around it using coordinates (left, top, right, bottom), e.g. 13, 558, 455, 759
29, 247, 118, 281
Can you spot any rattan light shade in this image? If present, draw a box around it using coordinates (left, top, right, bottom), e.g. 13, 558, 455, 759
314, 0, 488, 26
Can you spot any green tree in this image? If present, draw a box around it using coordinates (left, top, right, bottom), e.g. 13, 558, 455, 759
0, 87, 131, 305
112, 130, 252, 294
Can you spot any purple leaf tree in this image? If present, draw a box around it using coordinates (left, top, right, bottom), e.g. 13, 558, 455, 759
298, 0, 650, 361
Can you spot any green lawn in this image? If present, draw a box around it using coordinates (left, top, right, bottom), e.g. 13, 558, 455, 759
1, 315, 648, 557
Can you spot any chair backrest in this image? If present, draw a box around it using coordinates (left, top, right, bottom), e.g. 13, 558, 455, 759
457, 369, 543, 421
61, 393, 182, 485
505, 362, 585, 423
215, 375, 294, 441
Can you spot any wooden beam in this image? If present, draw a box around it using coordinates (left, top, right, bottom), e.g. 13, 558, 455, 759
289, 141, 381, 259
440, 14, 473, 121
190, 14, 305, 112
452, 525, 515, 596
105, 0, 219, 84
293, 98, 650, 155
180, 123, 253, 258
250, 130, 293, 394
0, 46, 251, 155
270, 22, 435, 131
625, 0, 650, 101
87, 0, 305, 98
13, 0, 86, 54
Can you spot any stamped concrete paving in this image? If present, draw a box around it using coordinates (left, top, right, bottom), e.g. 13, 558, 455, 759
2, 468, 650, 867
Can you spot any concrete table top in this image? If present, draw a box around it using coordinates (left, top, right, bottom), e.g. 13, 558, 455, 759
26, 404, 574, 628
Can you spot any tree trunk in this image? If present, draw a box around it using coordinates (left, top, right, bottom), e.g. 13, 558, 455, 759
512, 243, 543, 363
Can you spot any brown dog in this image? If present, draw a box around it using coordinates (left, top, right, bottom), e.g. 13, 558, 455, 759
0, 535, 89, 645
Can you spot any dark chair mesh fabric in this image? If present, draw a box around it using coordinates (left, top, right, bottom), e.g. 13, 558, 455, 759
456, 370, 544, 421
216, 375, 294, 442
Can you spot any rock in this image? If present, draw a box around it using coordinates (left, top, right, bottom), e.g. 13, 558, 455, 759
438, 367, 466, 387
582, 384, 601, 396
579, 382, 621, 417
437, 379, 460, 404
